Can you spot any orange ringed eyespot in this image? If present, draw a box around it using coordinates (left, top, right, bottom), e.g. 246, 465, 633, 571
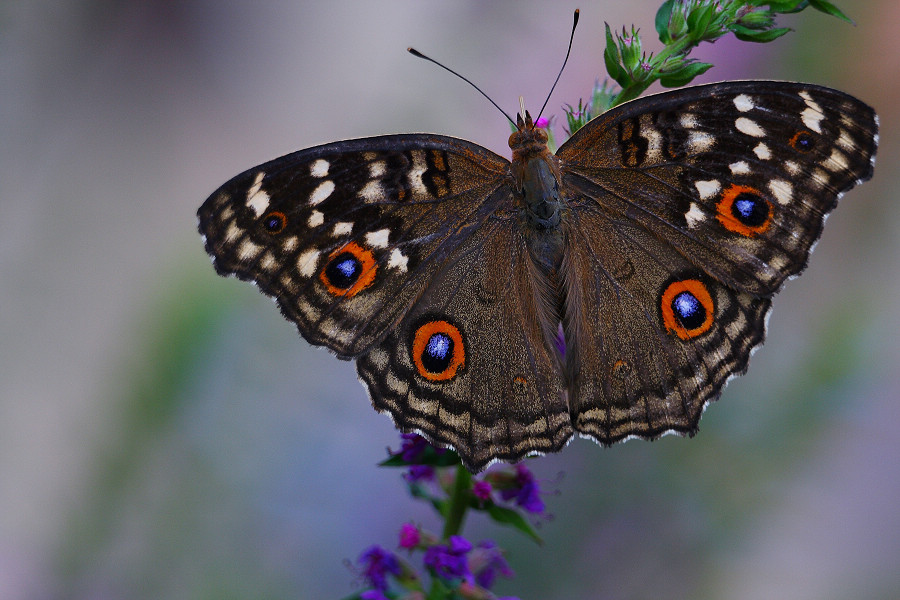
789, 130, 815, 152
319, 241, 377, 297
411, 320, 465, 382
661, 279, 715, 340
263, 211, 287, 234
716, 184, 771, 237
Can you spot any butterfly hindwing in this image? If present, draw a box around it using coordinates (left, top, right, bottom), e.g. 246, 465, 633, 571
558, 81, 878, 296
357, 191, 572, 471
560, 202, 771, 442
198, 134, 510, 357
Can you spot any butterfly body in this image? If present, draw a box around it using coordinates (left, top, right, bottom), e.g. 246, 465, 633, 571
199, 81, 876, 472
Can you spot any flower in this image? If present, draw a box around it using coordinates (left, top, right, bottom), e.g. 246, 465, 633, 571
358, 545, 401, 591
534, 116, 550, 129
403, 464, 435, 482
423, 535, 472, 581
399, 522, 421, 550
469, 540, 514, 590
360, 590, 390, 600
472, 480, 492, 502
398, 433, 430, 462
499, 464, 544, 514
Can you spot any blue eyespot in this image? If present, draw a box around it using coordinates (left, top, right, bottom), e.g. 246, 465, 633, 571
324, 253, 361, 289
422, 333, 453, 372
673, 291, 706, 330
731, 192, 769, 227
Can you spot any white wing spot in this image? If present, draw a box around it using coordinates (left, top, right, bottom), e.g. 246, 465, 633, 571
685, 203, 705, 228
827, 148, 850, 171
310, 159, 329, 178
837, 129, 855, 151
408, 152, 428, 194
332, 222, 353, 236
369, 160, 386, 178
733, 94, 754, 112
310, 180, 335, 205
687, 131, 715, 152
247, 172, 264, 197
768, 179, 793, 205
799, 91, 824, 134
225, 221, 241, 242
753, 142, 772, 160
695, 179, 721, 200
307, 210, 324, 228
680, 113, 699, 128
388, 248, 408, 272
297, 249, 320, 277
260, 252, 276, 272
735, 117, 765, 137
238, 240, 262, 260
283, 236, 298, 252
246, 172, 270, 216
784, 160, 801, 176
729, 161, 750, 175
366, 228, 390, 248
359, 179, 384, 202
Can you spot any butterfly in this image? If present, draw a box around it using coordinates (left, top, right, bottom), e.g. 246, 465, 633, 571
198, 78, 877, 472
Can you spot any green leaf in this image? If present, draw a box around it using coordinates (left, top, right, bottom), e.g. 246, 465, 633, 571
603, 23, 629, 87
655, 0, 677, 43
686, 3, 716, 37
731, 24, 791, 42
659, 61, 713, 87
762, 0, 806, 12
808, 0, 854, 24
486, 504, 543, 545
378, 446, 460, 468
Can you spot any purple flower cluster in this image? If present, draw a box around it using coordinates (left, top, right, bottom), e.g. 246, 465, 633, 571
358, 545, 401, 592
499, 464, 545, 514
356, 525, 516, 599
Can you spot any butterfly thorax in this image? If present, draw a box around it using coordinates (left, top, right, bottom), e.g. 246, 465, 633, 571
509, 111, 563, 230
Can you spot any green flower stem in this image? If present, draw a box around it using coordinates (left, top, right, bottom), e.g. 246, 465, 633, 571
441, 464, 472, 539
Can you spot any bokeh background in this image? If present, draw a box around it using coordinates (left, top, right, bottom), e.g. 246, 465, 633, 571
2, 1, 898, 598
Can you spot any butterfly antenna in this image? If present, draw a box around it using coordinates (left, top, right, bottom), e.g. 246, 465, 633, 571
536, 8, 580, 122
407, 47, 516, 127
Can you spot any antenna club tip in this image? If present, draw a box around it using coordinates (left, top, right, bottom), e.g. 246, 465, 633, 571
408, 47, 422, 57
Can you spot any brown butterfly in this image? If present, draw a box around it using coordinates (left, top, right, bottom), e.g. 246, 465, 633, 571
199, 38, 876, 472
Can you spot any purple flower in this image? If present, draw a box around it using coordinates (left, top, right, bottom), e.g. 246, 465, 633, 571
470, 540, 514, 590
423, 535, 472, 581
403, 464, 434, 482
472, 480, 492, 502
398, 522, 420, 549
358, 545, 401, 591
500, 464, 545, 514
360, 590, 390, 600
398, 433, 429, 462
534, 116, 550, 128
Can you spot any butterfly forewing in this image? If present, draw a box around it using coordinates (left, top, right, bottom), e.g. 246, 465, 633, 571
199, 134, 510, 357
558, 81, 878, 296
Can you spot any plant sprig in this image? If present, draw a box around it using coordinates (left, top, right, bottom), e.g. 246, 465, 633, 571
564, 0, 853, 134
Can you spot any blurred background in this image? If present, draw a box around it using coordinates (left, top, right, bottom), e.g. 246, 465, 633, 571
2, 1, 898, 598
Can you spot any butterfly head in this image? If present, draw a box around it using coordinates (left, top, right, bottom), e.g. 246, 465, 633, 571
509, 110, 550, 161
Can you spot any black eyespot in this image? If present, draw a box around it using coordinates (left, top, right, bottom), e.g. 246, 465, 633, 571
731, 192, 770, 228
790, 130, 815, 153
324, 253, 361, 289
672, 291, 707, 330
263, 211, 287, 234
421, 333, 453, 374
